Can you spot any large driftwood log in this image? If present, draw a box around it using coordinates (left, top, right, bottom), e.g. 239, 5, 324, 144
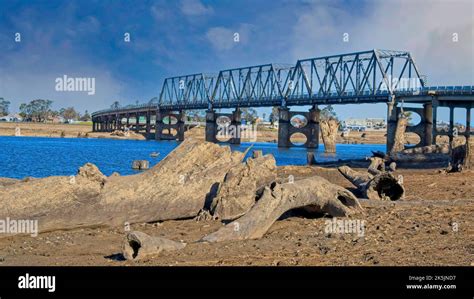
210, 155, 277, 220
201, 176, 362, 242
122, 231, 186, 260
401, 144, 450, 155
368, 156, 385, 172
338, 166, 405, 201
320, 119, 339, 153
390, 153, 449, 164
0, 139, 246, 235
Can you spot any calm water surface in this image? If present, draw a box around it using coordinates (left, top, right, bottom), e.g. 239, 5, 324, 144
0, 136, 385, 179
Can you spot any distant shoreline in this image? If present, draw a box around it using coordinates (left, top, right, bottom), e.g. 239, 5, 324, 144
0, 122, 432, 145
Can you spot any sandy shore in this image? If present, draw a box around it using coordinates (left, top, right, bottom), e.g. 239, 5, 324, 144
0, 165, 472, 266
0, 123, 470, 266
0, 122, 146, 140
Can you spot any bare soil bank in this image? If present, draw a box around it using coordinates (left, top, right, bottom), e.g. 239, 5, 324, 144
0, 122, 145, 140
0, 166, 472, 266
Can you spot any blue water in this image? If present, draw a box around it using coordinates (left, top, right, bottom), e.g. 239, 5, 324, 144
0, 136, 385, 179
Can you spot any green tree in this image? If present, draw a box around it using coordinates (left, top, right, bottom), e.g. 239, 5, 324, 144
111, 101, 121, 109
187, 109, 205, 122
320, 105, 338, 121
80, 110, 91, 121
0, 98, 10, 116
59, 107, 80, 121
269, 106, 279, 125
241, 108, 258, 124
19, 99, 53, 122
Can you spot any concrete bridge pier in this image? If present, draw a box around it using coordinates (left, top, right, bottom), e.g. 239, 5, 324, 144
432, 99, 472, 145
307, 106, 321, 148
386, 101, 397, 153
155, 110, 185, 141
277, 107, 290, 147
230, 108, 242, 145
135, 113, 140, 133
115, 114, 121, 131
205, 110, 217, 143
145, 111, 152, 138
176, 110, 186, 141
92, 119, 97, 132
277, 106, 320, 148
205, 109, 242, 144
106, 116, 111, 131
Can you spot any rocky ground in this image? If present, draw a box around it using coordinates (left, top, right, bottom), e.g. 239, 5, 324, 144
0, 165, 472, 266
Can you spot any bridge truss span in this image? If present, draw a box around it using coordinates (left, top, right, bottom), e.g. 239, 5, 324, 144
285, 49, 424, 105
91, 48, 473, 150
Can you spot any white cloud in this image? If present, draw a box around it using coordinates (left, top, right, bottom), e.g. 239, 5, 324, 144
180, 0, 214, 16
290, 0, 474, 85
150, 3, 169, 21
206, 24, 254, 51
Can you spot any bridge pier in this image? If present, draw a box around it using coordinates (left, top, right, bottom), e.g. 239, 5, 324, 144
146, 111, 152, 138
104, 116, 110, 131
386, 101, 397, 153
205, 109, 242, 144
395, 104, 433, 147
135, 114, 140, 133
115, 114, 121, 131
205, 110, 217, 143
387, 100, 434, 152
155, 110, 185, 141
277, 106, 320, 148
432, 98, 473, 144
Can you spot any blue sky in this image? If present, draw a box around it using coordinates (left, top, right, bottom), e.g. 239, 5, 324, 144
0, 0, 472, 121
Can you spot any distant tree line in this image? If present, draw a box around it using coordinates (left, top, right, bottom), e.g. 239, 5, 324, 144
0, 98, 11, 116
14, 99, 91, 122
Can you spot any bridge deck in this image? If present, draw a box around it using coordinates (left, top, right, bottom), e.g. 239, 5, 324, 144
92, 86, 474, 118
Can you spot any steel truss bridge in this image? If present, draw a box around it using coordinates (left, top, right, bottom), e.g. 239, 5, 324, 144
92, 49, 474, 117
91, 49, 473, 150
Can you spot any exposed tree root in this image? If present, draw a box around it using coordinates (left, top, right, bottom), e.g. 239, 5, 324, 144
338, 166, 405, 201
201, 176, 362, 242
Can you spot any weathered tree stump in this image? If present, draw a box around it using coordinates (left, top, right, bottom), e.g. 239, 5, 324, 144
307, 152, 317, 165
132, 160, 149, 170
338, 166, 405, 201
122, 231, 186, 260
389, 115, 408, 155
448, 139, 474, 172
320, 119, 339, 153
252, 150, 263, 159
